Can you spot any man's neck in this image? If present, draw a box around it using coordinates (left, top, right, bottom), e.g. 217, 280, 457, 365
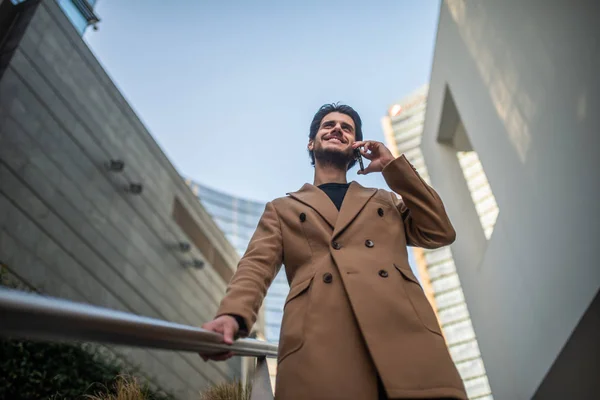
313, 163, 348, 186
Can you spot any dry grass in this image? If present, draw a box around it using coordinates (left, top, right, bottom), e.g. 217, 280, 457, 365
83, 375, 251, 400
84, 375, 156, 400
199, 380, 252, 400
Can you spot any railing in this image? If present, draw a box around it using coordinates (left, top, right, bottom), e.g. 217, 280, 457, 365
0, 288, 276, 399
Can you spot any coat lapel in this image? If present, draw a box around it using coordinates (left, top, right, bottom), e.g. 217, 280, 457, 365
287, 183, 338, 229
288, 182, 377, 237
332, 181, 377, 239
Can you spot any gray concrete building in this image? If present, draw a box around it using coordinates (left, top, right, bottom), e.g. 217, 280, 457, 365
421, 1, 599, 399
0, 1, 255, 398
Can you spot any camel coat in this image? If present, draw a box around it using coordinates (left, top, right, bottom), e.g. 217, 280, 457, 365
216, 156, 468, 400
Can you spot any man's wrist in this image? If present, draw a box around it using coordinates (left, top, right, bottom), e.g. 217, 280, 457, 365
227, 314, 248, 334
381, 156, 397, 170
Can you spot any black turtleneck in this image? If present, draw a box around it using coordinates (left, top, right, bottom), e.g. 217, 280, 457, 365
318, 182, 351, 210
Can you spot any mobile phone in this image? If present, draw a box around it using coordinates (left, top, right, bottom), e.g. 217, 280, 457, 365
354, 148, 365, 172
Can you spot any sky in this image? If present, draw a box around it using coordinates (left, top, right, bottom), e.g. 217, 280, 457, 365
84, 0, 441, 203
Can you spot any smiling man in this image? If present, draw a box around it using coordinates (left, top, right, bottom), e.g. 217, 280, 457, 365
201, 104, 467, 400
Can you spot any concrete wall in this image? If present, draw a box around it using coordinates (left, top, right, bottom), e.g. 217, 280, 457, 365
421, 1, 599, 399
0, 1, 247, 398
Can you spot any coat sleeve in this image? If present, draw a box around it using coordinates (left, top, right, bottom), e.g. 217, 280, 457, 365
215, 201, 283, 336
381, 155, 456, 249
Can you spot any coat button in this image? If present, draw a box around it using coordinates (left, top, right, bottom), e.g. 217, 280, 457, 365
332, 241, 341, 250
365, 240, 374, 248
377, 208, 384, 217
299, 212, 306, 222
323, 272, 333, 283
378, 270, 388, 278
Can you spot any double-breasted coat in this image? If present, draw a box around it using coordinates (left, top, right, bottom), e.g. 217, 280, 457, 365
216, 156, 468, 399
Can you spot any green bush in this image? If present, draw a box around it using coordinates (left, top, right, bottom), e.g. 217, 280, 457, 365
1, 267, 173, 400
0, 339, 174, 400
0, 339, 115, 399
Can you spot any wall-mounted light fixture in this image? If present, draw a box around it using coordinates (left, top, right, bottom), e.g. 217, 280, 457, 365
178, 242, 191, 253
106, 159, 125, 172
126, 183, 143, 195
182, 259, 204, 269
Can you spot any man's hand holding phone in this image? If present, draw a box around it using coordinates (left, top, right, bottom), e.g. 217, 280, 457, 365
352, 140, 395, 175
199, 315, 239, 361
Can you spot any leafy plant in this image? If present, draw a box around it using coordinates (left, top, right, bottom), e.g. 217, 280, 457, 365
0, 266, 173, 400
0, 339, 176, 400
0, 339, 113, 399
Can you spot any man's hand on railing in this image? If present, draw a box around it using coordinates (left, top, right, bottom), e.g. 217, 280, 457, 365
199, 315, 239, 361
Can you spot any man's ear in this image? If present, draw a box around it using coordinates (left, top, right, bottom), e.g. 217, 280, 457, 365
307, 140, 314, 151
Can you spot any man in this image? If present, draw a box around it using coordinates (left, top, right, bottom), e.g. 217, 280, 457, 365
201, 104, 468, 400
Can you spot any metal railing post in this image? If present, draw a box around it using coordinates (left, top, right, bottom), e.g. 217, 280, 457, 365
250, 356, 274, 400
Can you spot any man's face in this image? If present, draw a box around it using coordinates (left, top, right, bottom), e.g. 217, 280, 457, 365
309, 112, 356, 169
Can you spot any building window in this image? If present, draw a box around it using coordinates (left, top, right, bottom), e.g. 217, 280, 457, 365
456, 151, 499, 240
56, 0, 88, 33
56, 0, 99, 35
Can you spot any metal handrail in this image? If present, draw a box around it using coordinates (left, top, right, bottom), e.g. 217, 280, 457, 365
0, 288, 278, 358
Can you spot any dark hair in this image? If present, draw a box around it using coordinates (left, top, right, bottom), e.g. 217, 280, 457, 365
308, 103, 363, 169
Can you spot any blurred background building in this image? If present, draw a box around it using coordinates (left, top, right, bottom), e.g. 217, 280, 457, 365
416, 1, 599, 399
382, 84, 494, 400
185, 181, 265, 257
0, 1, 260, 398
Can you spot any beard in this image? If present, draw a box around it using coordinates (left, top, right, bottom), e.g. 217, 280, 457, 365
314, 146, 354, 170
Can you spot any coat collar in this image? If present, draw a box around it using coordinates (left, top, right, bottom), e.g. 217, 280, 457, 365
287, 183, 338, 229
287, 181, 377, 239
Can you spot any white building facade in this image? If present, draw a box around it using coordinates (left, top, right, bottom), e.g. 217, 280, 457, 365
382, 85, 494, 400
419, 1, 599, 399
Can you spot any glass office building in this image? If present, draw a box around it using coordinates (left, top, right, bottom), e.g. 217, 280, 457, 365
185, 179, 289, 344
381, 85, 494, 400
